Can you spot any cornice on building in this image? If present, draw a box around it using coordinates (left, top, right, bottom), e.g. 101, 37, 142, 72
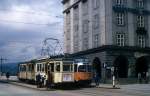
62, 0, 70, 4
70, 45, 150, 57
63, 0, 84, 13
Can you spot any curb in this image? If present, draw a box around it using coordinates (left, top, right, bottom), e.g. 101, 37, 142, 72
0, 80, 46, 91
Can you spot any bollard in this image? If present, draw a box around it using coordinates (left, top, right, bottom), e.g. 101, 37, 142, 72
113, 75, 115, 88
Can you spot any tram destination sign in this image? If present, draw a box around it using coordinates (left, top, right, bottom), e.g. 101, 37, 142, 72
74, 58, 89, 63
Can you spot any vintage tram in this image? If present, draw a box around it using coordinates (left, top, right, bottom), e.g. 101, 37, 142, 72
46, 58, 74, 85
18, 56, 92, 86
18, 59, 47, 83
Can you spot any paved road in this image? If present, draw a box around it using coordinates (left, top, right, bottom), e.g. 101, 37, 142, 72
0, 82, 86, 96
68, 84, 150, 96
0, 82, 150, 96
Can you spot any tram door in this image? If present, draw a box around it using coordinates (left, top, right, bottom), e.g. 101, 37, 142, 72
47, 63, 54, 83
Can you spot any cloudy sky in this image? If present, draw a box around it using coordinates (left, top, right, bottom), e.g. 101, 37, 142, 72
0, 0, 63, 63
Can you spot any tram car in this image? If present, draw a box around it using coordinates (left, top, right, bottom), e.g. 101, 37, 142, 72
74, 58, 93, 85
18, 59, 47, 83
18, 57, 75, 85
45, 57, 74, 85
18, 56, 92, 86
18, 63, 28, 81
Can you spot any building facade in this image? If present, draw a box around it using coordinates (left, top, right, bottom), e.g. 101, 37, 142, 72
62, 0, 150, 83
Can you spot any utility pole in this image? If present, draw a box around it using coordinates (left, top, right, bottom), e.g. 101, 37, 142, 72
0, 57, 7, 76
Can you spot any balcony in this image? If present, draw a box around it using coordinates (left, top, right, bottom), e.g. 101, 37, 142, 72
136, 27, 147, 35
113, 5, 128, 12
113, 5, 150, 15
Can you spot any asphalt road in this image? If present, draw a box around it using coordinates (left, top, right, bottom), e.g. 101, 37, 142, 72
0, 82, 150, 96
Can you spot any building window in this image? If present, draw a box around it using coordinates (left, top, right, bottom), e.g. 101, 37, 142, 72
93, 0, 99, 9
73, 6, 79, 21
74, 24, 79, 34
137, 0, 144, 8
83, 20, 89, 33
82, 0, 88, 15
83, 38, 89, 50
66, 13, 70, 25
137, 15, 145, 27
138, 35, 145, 48
116, 13, 125, 26
116, 0, 125, 6
93, 14, 99, 29
93, 34, 99, 48
116, 33, 125, 46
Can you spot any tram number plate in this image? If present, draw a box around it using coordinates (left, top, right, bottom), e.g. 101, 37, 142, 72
63, 74, 72, 81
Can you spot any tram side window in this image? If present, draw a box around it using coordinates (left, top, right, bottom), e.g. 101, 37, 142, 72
19, 66, 22, 72
39, 64, 42, 72
37, 64, 40, 72
63, 65, 70, 72
21, 65, 26, 72
32, 64, 34, 71
28, 65, 32, 71
42, 64, 45, 72
87, 65, 92, 72
78, 65, 86, 72
74, 64, 77, 72
56, 62, 60, 72
50, 63, 54, 72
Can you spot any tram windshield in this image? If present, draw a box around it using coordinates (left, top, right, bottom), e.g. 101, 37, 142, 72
63, 61, 73, 72
74, 58, 91, 72
78, 65, 92, 72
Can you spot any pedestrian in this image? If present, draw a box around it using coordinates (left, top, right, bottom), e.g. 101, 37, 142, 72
94, 72, 100, 87
146, 72, 149, 83
46, 71, 52, 90
44, 75, 47, 87
36, 73, 41, 88
138, 73, 142, 83
41, 76, 45, 87
6, 72, 10, 80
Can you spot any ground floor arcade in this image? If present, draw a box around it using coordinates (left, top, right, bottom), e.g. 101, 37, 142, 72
72, 46, 150, 84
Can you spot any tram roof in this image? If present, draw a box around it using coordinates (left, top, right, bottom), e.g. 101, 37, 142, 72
19, 55, 74, 65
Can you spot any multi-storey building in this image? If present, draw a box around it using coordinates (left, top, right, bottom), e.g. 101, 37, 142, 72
62, 0, 150, 83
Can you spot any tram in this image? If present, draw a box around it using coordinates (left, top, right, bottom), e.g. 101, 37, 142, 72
46, 58, 74, 85
18, 63, 28, 81
18, 56, 92, 86
18, 59, 47, 83
18, 57, 75, 85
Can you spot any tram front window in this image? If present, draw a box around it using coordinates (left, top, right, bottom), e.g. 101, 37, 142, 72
78, 65, 92, 72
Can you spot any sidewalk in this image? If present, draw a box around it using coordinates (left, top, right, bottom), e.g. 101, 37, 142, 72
91, 83, 120, 89
10, 81, 47, 91
0, 76, 47, 91
0, 76, 120, 90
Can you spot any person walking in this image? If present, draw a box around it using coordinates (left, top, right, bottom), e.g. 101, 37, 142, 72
94, 72, 100, 87
36, 73, 41, 88
41, 76, 46, 87
6, 72, 10, 80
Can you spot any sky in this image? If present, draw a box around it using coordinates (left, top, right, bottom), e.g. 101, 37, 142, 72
0, 0, 63, 63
